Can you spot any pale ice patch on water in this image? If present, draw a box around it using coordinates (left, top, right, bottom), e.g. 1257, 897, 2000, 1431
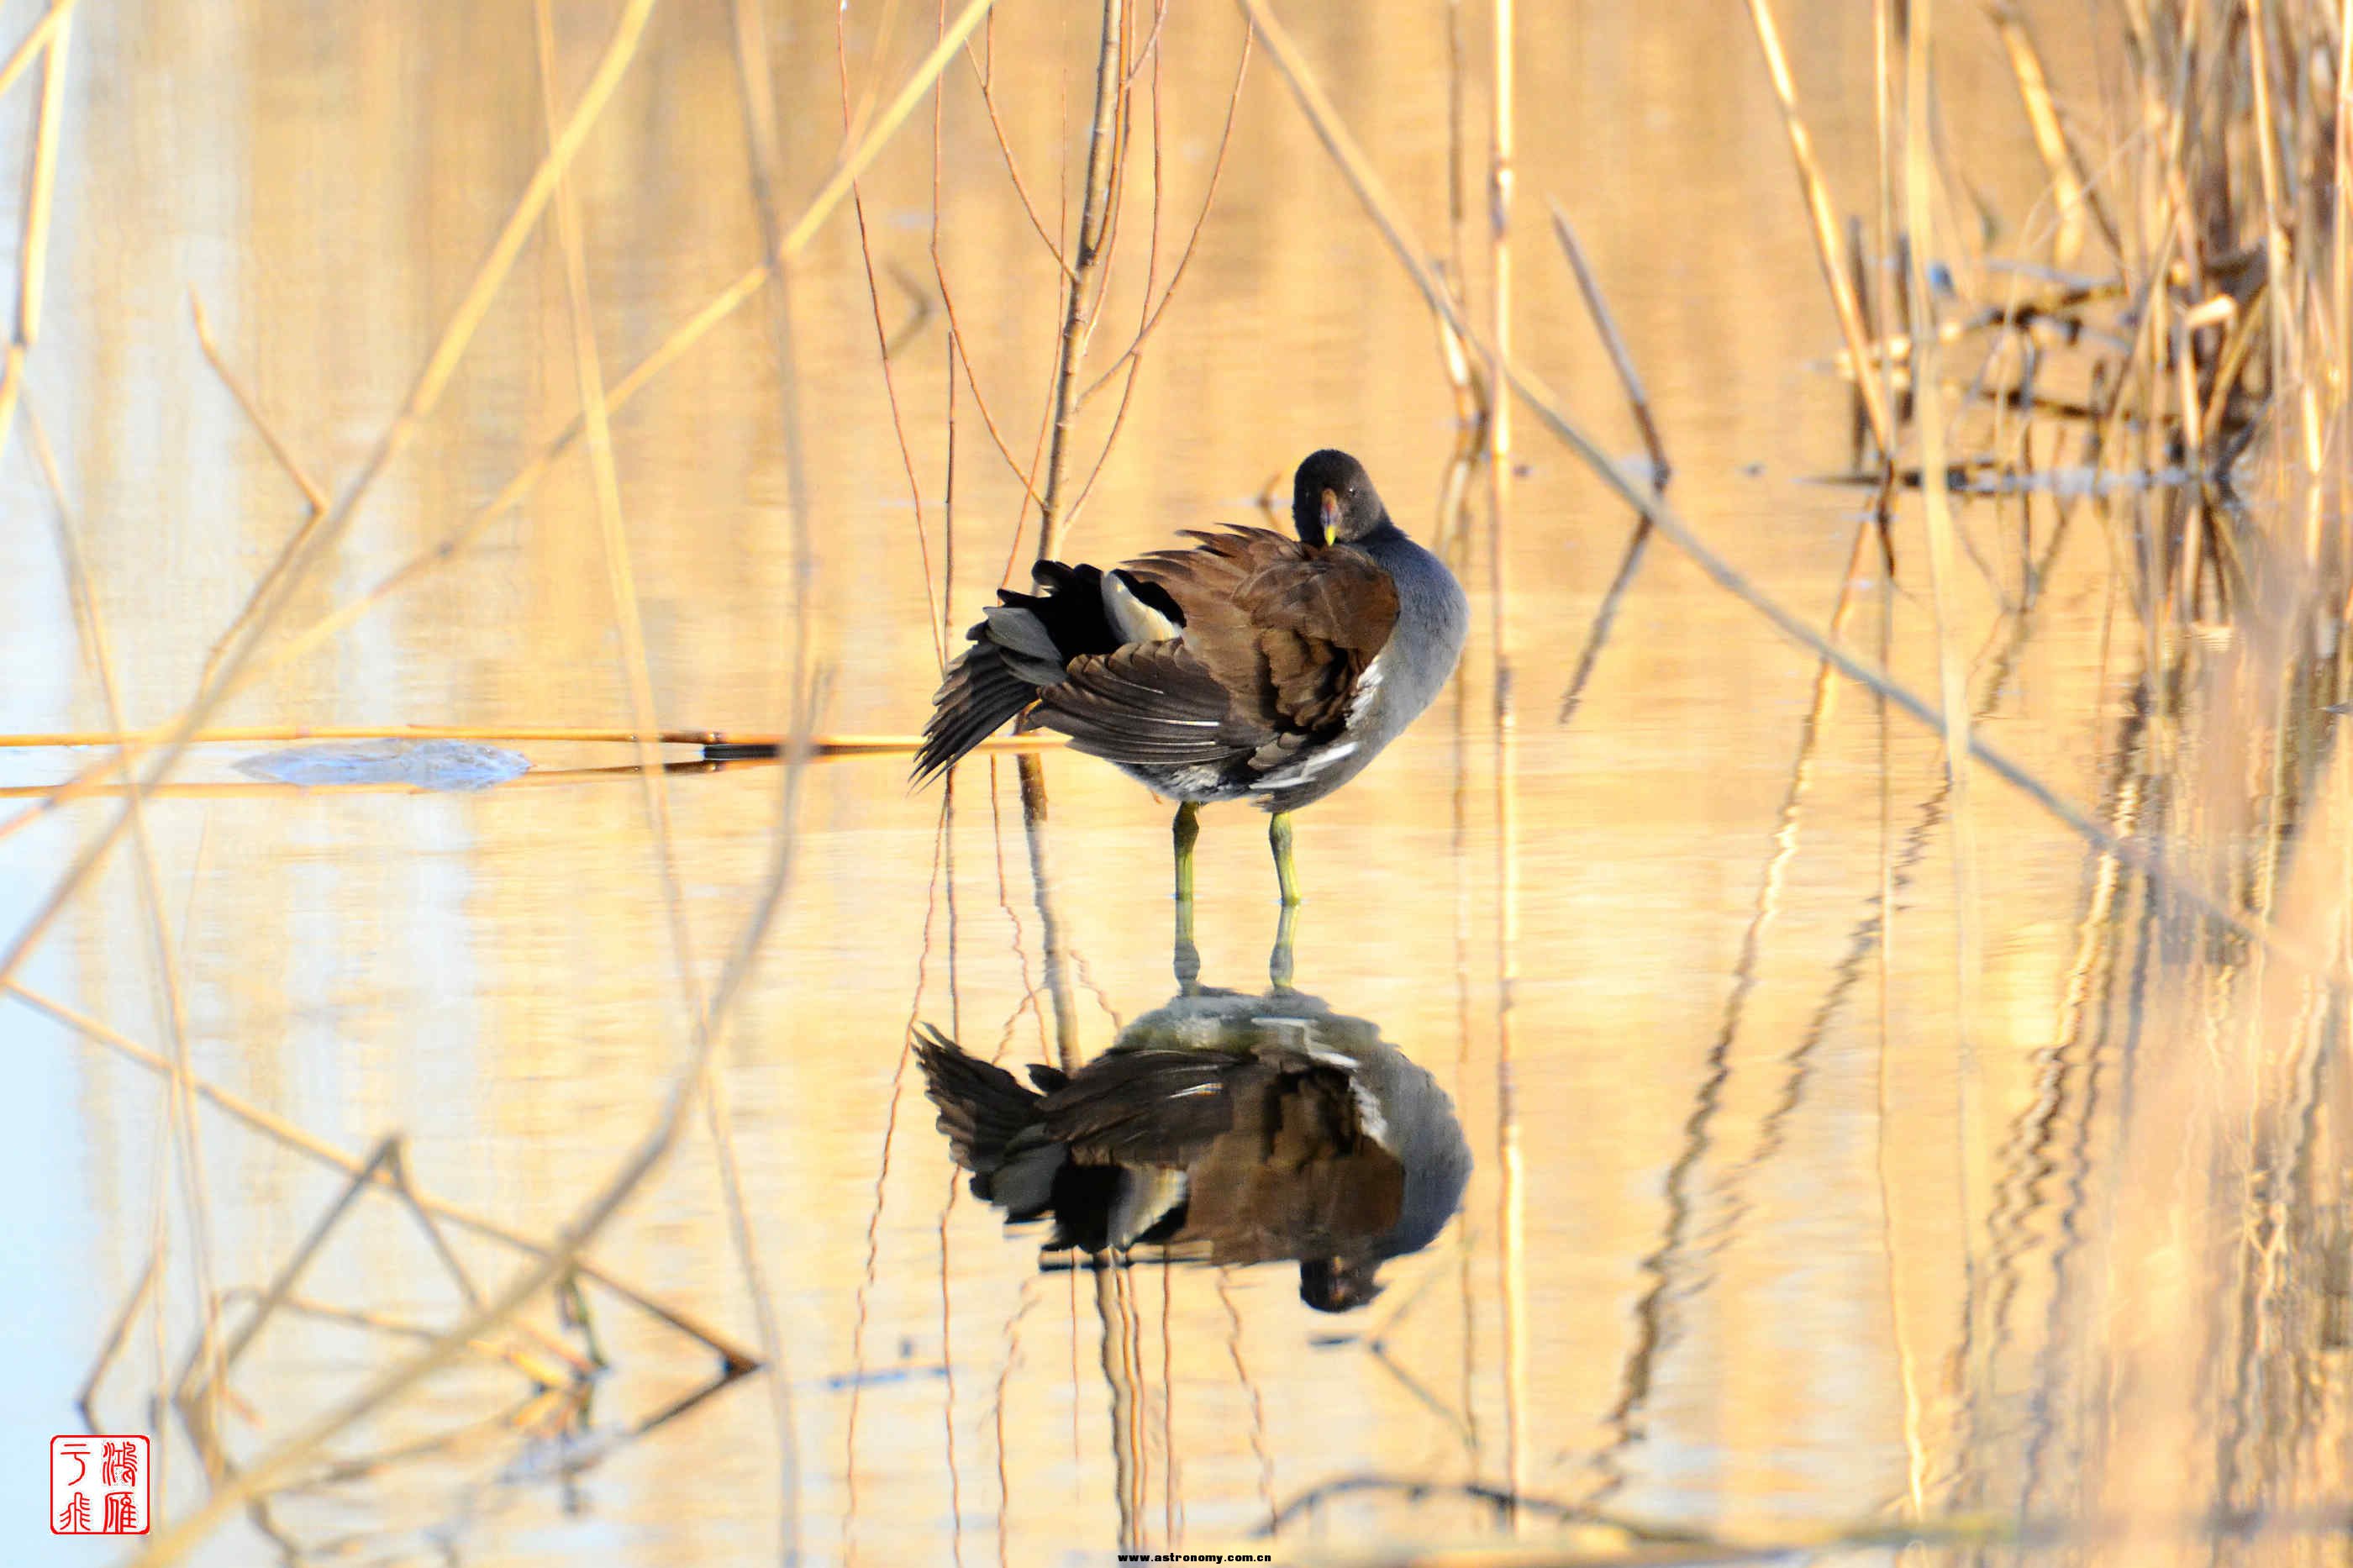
232, 739, 531, 791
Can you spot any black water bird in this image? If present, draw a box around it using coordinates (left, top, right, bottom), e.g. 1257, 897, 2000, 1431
913, 933, 1471, 1313
913, 449, 1469, 903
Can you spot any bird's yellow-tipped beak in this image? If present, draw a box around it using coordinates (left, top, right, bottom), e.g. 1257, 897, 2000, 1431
1319, 487, 1341, 538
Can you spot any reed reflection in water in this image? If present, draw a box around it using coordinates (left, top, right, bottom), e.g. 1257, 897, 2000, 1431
7, 0, 2353, 1565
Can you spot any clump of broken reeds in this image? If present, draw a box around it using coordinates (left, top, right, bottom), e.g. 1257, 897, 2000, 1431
1825, 1, 2351, 650
1767, 0, 2353, 1542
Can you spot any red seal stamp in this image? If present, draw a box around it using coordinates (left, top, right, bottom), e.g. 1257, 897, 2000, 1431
50, 1434, 148, 1534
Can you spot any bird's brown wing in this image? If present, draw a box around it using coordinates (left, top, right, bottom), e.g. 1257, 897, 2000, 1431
1180, 1068, 1408, 1264
1121, 528, 1401, 749
1033, 640, 1248, 768
1039, 1039, 1363, 1157
1036, 1047, 1255, 1166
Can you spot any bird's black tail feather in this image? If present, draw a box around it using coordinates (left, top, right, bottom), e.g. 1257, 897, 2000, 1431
913, 1025, 1045, 1181
911, 560, 1142, 785
910, 641, 1043, 785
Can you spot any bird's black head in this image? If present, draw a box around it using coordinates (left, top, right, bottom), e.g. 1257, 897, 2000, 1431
1299, 1255, 1384, 1313
1292, 449, 1389, 547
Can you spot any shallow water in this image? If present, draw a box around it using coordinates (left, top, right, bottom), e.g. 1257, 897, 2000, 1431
6, 3, 2348, 1565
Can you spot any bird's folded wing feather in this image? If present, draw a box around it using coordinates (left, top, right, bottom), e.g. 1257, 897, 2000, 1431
1039, 1047, 1253, 1165
1034, 641, 1243, 766
1122, 528, 1400, 744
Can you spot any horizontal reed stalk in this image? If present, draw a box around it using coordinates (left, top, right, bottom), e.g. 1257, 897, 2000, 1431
0, 725, 1062, 754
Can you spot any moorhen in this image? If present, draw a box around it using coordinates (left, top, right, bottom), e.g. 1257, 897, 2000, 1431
913, 449, 1468, 903
914, 964, 1471, 1313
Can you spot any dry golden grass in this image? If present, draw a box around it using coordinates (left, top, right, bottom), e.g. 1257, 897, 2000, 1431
12, 0, 2353, 1561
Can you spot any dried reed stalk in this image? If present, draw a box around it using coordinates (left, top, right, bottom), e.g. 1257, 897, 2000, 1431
540, 4, 798, 1560
10, 978, 759, 1367
0, 0, 75, 100
1075, 24, 1251, 408
1, 0, 1003, 869
717, 1, 839, 1554
26, 393, 235, 1476
116, 0, 1014, 1550
0, 0, 71, 476
1482, 0, 1529, 1523
1234, 0, 2345, 992
1985, 2, 2120, 264
1548, 195, 1672, 724
1742, 0, 1899, 465
1547, 199, 1670, 487
0, 724, 1058, 755
1900, 0, 1995, 1492
2, 0, 668, 1021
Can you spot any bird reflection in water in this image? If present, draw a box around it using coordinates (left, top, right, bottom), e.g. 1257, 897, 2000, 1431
914, 905, 1471, 1312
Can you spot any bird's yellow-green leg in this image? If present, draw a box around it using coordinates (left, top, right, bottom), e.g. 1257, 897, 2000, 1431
1173, 801, 1201, 902
1269, 810, 1301, 906
1269, 902, 1299, 991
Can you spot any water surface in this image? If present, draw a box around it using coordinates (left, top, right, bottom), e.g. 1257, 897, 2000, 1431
4, 3, 2331, 1565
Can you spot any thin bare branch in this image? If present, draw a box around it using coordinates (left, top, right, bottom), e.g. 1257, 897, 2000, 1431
1034, 0, 1126, 558
1076, 23, 1252, 411
961, 33, 1077, 279
837, 0, 947, 671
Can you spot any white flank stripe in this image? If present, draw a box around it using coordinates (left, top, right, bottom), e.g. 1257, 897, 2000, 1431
1248, 741, 1357, 790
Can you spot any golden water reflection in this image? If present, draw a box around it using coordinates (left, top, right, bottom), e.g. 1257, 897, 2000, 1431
3, 0, 2348, 1565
